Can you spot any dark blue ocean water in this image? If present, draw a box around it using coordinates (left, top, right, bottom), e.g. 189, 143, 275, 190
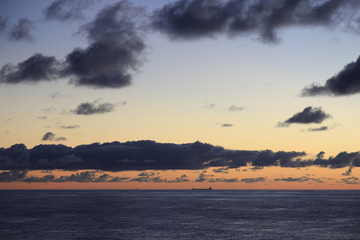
0, 190, 359, 240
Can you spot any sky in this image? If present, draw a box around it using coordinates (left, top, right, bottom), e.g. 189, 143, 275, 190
0, 0, 360, 189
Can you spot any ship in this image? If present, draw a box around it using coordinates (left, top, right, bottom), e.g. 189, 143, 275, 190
191, 187, 212, 190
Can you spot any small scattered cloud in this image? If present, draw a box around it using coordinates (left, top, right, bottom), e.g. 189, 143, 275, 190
205, 103, 216, 109
341, 177, 360, 185
274, 176, 310, 182
59, 124, 80, 129
8, 18, 34, 42
38, 116, 47, 120
208, 178, 238, 183
71, 100, 115, 115
308, 126, 328, 132
49, 92, 63, 99
228, 105, 244, 112
240, 177, 266, 183
221, 123, 233, 127
42, 132, 66, 141
302, 56, 360, 96
213, 167, 229, 174
278, 106, 331, 127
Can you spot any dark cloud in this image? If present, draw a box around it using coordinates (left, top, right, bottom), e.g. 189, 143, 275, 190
71, 100, 115, 115
221, 123, 233, 127
152, 0, 228, 40
9, 18, 34, 41
61, 1, 147, 88
38, 116, 47, 120
228, 105, 244, 112
42, 132, 66, 141
0, 54, 61, 84
60, 124, 80, 129
240, 177, 266, 183
302, 56, 360, 96
0, 140, 357, 171
278, 106, 331, 127
152, 0, 360, 42
1, 1, 146, 89
0, 16, 7, 33
314, 151, 360, 168
308, 126, 328, 132
44, 0, 94, 22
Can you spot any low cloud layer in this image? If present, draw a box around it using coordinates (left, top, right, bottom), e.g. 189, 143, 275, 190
302, 56, 360, 96
0, 140, 358, 171
278, 106, 331, 127
71, 100, 115, 115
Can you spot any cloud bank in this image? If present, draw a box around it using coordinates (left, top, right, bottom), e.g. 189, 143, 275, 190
0, 140, 358, 171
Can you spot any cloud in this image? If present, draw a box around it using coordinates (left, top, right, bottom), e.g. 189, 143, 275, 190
0, 170, 27, 182
228, 105, 244, 112
61, 1, 147, 88
44, 0, 95, 22
71, 100, 115, 115
208, 177, 238, 183
278, 106, 331, 127
302, 56, 360, 96
38, 116, 47, 120
59, 124, 80, 129
308, 126, 328, 132
240, 177, 266, 183
152, 0, 360, 42
0, 16, 7, 33
0, 54, 61, 84
0, 1, 146, 89
213, 167, 229, 173
8, 18, 34, 41
340, 176, 359, 184
0, 140, 358, 171
152, 0, 228, 40
274, 176, 310, 182
221, 123, 233, 127
42, 132, 66, 141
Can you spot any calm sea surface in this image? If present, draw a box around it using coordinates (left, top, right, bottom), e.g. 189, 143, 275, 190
0, 190, 359, 240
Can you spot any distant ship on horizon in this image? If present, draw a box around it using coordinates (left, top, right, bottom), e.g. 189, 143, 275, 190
191, 187, 212, 190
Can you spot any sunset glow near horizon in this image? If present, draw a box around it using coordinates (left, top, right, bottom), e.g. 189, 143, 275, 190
1, 0, 360, 189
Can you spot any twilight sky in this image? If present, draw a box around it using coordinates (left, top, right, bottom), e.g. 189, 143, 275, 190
0, 0, 360, 189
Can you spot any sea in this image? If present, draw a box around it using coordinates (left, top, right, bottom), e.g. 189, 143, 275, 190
0, 190, 359, 240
